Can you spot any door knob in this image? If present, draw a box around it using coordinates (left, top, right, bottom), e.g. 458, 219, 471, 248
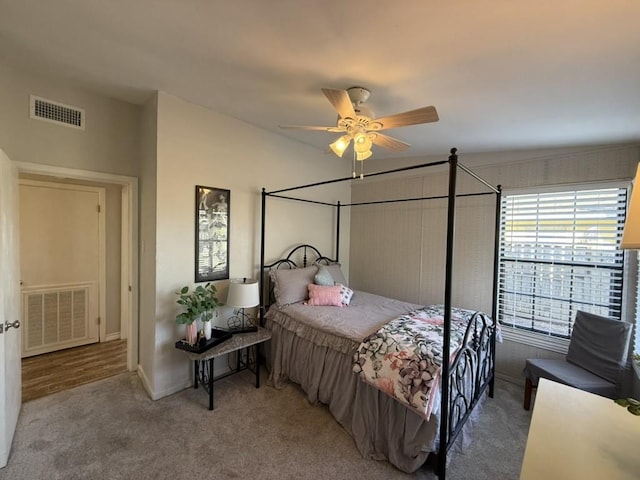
5, 320, 20, 330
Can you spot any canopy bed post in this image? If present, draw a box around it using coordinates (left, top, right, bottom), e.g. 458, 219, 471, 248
437, 148, 458, 479
335, 200, 341, 262
259, 188, 267, 327
489, 185, 502, 397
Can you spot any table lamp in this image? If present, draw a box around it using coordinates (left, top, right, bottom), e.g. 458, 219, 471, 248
226, 278, 259, 333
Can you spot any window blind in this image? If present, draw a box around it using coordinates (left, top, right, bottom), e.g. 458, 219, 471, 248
498, 187, 627, 338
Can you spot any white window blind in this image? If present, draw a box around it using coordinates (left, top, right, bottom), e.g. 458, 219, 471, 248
498, 187, 627, 338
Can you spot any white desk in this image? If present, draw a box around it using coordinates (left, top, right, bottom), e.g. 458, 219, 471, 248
520, 378, 640, 480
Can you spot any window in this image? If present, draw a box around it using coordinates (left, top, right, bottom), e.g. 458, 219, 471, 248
498, 187, 627, 338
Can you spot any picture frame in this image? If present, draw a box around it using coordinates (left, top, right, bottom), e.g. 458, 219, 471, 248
195, 185, 230, 282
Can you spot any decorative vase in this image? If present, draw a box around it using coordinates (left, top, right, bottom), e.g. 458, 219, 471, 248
203, 320, 212, 340
185, 322, 198, 345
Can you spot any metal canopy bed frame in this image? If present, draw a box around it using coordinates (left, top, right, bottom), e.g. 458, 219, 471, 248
258, 148, 502, 479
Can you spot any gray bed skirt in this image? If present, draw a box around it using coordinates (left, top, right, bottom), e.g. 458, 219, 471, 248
265, 310, 440, 473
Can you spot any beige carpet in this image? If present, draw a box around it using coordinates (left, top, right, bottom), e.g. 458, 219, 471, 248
0, 371, 531, 479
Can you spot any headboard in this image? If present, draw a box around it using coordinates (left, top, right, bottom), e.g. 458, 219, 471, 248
261, 244, 337, 310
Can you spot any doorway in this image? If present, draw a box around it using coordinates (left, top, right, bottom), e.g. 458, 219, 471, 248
19, 179, 104, 357
15, 162, 138, 386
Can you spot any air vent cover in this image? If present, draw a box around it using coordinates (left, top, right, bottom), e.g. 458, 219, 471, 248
29, 95, 85, 130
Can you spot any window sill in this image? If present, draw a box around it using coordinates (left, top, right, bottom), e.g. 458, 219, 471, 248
500, 326, 570, 354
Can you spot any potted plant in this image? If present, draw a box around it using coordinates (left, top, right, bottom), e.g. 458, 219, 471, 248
615, 397, 640, 416
176, 283, 222, 344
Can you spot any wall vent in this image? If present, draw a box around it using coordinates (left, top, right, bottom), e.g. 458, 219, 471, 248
29, 95, 85, 130
22, 284, 92, 357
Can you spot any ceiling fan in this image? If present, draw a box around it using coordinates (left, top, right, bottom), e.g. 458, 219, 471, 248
279, 87, 439, 160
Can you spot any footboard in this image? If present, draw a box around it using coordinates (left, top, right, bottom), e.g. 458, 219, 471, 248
445, 311, 496, 450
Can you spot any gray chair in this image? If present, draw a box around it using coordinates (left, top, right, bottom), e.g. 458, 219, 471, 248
523, 310, 632, 410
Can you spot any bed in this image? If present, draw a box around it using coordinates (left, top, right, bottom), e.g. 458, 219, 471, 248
258, 149, 501, 478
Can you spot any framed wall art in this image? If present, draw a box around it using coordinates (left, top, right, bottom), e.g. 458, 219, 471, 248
195, 185, 230, 282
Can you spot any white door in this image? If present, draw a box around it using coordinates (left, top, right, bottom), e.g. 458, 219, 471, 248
0, 148, 21, 468
19, 180, 104, 357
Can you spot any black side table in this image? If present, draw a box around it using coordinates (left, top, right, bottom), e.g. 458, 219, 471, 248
179, 327, 271, 410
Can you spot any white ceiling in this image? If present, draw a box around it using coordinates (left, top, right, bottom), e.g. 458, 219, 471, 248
1, 0, 639, 158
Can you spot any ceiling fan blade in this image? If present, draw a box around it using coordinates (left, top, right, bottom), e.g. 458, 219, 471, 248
374, 106, 439, 130
279, 124, 344, 133
321, 88, 357, 120
371, 133, 410, 151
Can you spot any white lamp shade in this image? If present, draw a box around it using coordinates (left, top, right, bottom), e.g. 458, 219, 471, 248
355, 150, 372, 161
329, 135, 350, 158
621, 163, 640, 249
226, 278, 260, 308
353, 132, 372, 153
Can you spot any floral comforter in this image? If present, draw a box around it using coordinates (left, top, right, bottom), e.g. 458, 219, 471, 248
352, 305, 479, 420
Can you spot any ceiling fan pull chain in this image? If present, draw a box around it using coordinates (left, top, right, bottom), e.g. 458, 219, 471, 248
352, 150, 356, 178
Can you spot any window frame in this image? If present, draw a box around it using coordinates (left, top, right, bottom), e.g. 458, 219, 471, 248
497, 181, 629, 352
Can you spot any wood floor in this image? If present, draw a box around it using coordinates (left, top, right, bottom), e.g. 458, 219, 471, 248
21, 340, 127, 403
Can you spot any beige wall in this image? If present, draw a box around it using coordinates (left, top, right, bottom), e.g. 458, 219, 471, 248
0, 66, 141, 342
103, 183, 122, 336
350, 144, 640, 383
138, 95, 158, 390
0, 65, 141, 176
143, 92, 351, 398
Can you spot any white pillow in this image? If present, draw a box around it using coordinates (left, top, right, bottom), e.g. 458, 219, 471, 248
337, 284, 354, 306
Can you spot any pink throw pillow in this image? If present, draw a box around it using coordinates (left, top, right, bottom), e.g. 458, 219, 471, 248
306, 284, 344, 307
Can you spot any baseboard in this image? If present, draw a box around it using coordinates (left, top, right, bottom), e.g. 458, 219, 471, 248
495, 372, 523, 386
136, 366, 190, 401
152, 381, 192, 401
213, 361, 232, 379
104, 332, 121, 342
137, 365, 154, 399
137, 354, 236, 401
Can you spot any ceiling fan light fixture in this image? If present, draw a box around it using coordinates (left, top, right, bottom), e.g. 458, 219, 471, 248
329, 135, 351, 157
355, 150, 372, 161
353, 132, 373, 153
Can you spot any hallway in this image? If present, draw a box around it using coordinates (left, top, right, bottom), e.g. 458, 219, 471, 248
21, 340, 127, 403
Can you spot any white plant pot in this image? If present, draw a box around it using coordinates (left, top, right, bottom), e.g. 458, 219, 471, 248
203, 320, 212, 340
